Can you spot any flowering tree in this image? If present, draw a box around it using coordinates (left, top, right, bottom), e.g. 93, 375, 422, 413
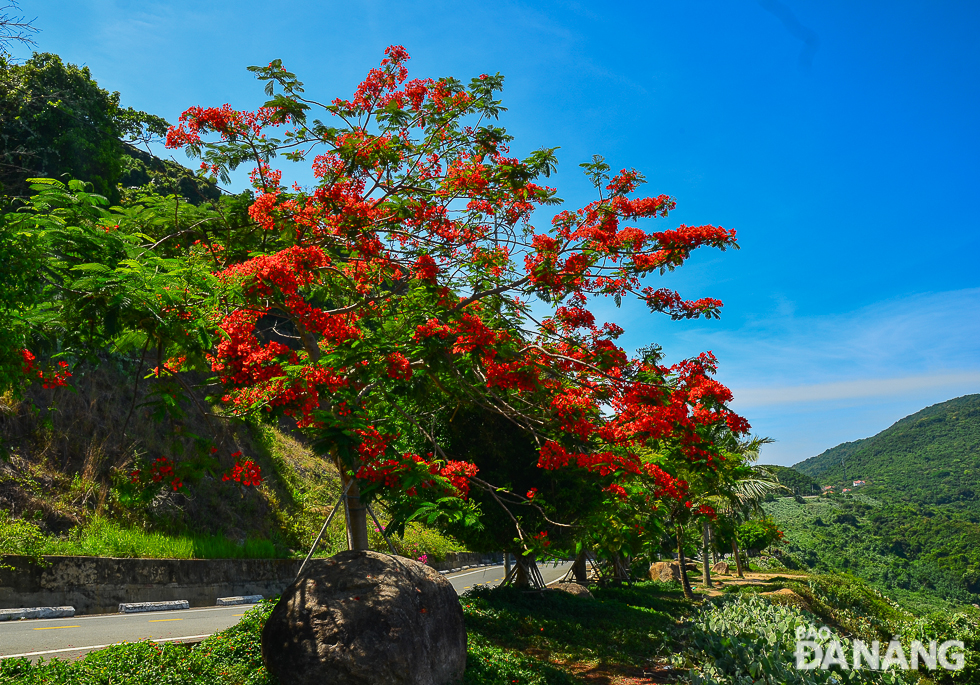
164, 46, 750, 556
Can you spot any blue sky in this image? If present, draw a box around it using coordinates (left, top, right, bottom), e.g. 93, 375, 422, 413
15, 0, 980, 465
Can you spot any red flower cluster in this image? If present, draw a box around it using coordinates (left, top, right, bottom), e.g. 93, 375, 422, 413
20, 349, 34, 374
413, 254, 439, 282
165, 103, 285, 150
223, 452, 263, 487
643, 288, 724, 320
413, 318, 452, 341
355, 452, 478, 499
386, 352, 412, 380
696, 504, 716, 519
605, 483, 628, 501
129, 456, 184, 491
484, 359, 538, 392
439, 460, 478, 499
19, 350, 72, 389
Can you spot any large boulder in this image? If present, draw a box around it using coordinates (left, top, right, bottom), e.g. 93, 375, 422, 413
649, 561, 696, 582
262, 550, 466, 685
550, 582, 594, 600
711, 561, 730, 576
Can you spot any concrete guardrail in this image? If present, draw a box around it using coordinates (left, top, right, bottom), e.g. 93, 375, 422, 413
0, 606, 75, 621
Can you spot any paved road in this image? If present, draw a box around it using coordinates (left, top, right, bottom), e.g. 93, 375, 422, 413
0, 561, 573, 663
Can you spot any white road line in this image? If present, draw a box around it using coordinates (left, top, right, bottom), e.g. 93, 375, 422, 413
446, 565, 502, 580
0, 634, 213, 660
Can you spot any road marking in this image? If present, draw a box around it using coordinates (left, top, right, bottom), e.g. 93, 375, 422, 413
149, 619, 182, 623
447, 566, 501, 580
232, 614, 244, 617
0, 634, 214, 660
0, 604, 259, 626
33, 626, 79, 631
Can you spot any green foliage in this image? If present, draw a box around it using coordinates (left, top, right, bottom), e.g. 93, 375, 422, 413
0, 53, 169, 201
765, 495, 980, 610
720, 573, 980, 685
768, 573, 910, 642
770, 465, 822, 498
736, 516, 783, 553
0, 509, 46, 566
464, 634, 579, 685
118, 144, 220, 205
0, 513, 280, 559
901, 612, 980, 684
680, 595, 911, 684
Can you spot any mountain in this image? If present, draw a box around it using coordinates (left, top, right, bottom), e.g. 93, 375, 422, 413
762, 394, 980, 610
792, 394, 980, 510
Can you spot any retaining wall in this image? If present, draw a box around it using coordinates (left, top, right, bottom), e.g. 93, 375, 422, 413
0, 552, 501, 615
0, 556, 303, 615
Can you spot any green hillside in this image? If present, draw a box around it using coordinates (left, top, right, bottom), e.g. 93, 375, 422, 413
793, 394, 980, 509
761, 394, 980, 610
768, 464, 821, 496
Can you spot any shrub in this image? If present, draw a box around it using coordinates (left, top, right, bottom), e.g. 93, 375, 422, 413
679, 595, 913, 684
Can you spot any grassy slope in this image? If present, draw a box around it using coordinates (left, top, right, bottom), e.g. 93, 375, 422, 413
0, 362, 463, 561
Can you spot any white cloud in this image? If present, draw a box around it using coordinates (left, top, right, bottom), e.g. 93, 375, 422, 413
664, 287, 980, 389
638, 287, 980, 464
732, 371, 980, 407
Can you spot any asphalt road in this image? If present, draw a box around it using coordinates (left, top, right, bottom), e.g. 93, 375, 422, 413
0, 560, 573, 663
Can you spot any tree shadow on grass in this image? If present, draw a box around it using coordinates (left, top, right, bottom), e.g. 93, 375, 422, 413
461, 580, 691, 680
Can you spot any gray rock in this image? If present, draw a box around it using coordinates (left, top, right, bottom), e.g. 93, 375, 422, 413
648, 561, 697, 582
711, 561, 730, 575
262, 550, 466, 685
550, 582, 594, 600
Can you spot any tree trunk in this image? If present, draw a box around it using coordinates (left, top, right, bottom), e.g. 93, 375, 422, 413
676, 525, 694, 599
344, 477, 370, 551
732, 538, 745, 578
572, 549, 588, 584
701, 521, 712, 587
610, 552, 630, 584
504, 551, 511, 579
709, 523, 719, 564
512, 553, 544, 588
